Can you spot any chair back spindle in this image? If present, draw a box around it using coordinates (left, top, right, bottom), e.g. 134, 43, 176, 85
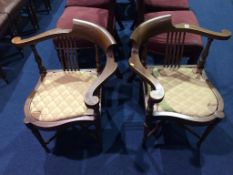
197, 38, 213, 73
55, 36, 82, 71
164, 31, 186, 67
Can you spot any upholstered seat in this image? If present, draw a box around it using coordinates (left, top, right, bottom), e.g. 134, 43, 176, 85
150, 67, 218, 117
144, 0, 189, 10
144, 11, 202, 56
56, 6, 109, 47
66, 0, 110, 8
30, 71, 97, 122
57, 6, 109, 29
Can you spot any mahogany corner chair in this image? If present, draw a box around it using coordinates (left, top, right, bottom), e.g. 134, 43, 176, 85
128, 15, 231, 148
12, 19, 118, 152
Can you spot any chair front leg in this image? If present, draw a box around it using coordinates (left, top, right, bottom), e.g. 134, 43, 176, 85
26, 124, 50, 153
197, 118, 221, 148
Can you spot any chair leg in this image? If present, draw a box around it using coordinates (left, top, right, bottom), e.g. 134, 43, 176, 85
0, 66, 8, 84
95, 116, 102, 143
143, 114, 153, 139
130, 19, 136, 30
26, 124, 50, 153
115, 68, 123, 79
197, 119, 221, 148
26, 1, 39, 30
44, 0, 52, 11
128, 72, 136, 83
115, 15, 124, 30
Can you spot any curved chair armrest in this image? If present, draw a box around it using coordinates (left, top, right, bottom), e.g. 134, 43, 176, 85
11, 28, 71, 47
85, 52, 118, 109
129, 50, 164, 103
175, 23, 231, 40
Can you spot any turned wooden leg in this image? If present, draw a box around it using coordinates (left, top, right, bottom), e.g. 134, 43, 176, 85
0, 66, 8, 84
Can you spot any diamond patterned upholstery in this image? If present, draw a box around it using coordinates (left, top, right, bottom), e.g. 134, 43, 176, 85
150, 67, 218, 117
30, 71, 97, 122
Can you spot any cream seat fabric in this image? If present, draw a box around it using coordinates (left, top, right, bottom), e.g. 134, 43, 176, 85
151, 67, 218, 117
30, 70, 97, 122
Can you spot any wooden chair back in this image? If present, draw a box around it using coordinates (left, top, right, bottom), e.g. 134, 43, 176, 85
131, 15, 231, 71
12, 19, 116, 73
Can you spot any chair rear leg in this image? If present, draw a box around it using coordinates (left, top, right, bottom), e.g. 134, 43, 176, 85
26, 1, 39, 30
43, 0, 52, 12
95, 116, 103, 151
26, 124, 50, 153
0, 66, 8, 84
197, 119, 221, 148
143, 114, 153, 147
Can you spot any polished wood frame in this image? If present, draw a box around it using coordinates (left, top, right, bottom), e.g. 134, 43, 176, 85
12, 19, 118, 152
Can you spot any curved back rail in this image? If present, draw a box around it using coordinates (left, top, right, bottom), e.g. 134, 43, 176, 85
130, 15, 231, 69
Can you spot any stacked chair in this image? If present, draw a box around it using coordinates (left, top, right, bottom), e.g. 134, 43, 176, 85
0, 0, 41, 83
135, 0, 202, 64
0, 13, 10, 83
12, 19, 118, 152
129, 15, 231, 148
0, 0, 39, 32
65, 0, 124, 30
54, 0, 118, 64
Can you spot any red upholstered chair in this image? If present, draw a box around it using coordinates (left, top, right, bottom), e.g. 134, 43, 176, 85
55, 1, 120, 65
144, 10, 202, 63
57, 6, 110, 32
55, 6, 112, 62
144, 0, 189, 11
133, 0, 202, 64
65, 0, 110, 9
133, 0, 189, 27
65, 0, 124, 30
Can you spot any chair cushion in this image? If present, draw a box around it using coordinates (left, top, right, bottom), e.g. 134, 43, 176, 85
66, 0, 110, 9
29, 71, 98, 122
144, 11, 202, 57
56, 6, 109, 47
57, 6, 109, 29
150, 67, 218, 117
144, 0, 189, 10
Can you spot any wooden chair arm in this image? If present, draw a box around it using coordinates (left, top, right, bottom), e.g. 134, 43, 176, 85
85, 51, 117, 109
11, 28, 71, 47
129, 50, 164, 104
175, 23, 231, 40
